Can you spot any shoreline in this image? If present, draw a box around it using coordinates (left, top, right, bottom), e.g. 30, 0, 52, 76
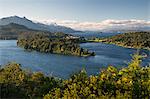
86, 39, 150, 51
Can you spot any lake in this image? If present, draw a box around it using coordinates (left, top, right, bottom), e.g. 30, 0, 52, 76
69, 32, 123, 38
0, 40, 149, 79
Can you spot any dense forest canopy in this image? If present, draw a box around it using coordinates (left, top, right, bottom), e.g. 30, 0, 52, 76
17, 33, 95, 57
0, 53, 150, 98
102, 32, 150, 50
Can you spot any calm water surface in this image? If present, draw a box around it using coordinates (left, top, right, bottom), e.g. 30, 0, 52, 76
0, 40, 150, 78
70, 32, 123, 38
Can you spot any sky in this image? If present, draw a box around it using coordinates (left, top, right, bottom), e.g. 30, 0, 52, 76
0, 0, 150, 30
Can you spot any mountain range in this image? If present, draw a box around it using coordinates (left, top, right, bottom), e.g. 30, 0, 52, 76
0, 16, 75, 33
0, 16, 150, 34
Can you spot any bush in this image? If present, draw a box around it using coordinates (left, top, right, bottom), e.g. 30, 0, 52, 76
44, 53, 150, 99
0, 62, 61, 98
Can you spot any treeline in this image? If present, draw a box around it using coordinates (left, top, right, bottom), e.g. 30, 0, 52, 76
0, 53, 150, 98
102, 32, 150, 50
17, 33, 95, 56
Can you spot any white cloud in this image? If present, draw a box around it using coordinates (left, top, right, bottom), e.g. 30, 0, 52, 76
38, 19, 150, 31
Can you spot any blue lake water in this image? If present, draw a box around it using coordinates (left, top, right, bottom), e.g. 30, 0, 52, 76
0, 40, 149, 78
70, 32, 123, 38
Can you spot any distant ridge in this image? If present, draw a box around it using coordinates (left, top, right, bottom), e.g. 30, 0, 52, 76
102, 31, 150, 50
0, 23, 30, 30
0, 16, 75, 33
0, 23, 41, 40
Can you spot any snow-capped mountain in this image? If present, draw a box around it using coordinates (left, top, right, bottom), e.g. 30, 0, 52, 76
0, 16, 149, 33
0, 16, 75, 33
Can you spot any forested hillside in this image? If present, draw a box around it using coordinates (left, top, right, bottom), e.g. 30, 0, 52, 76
0, 23, 74, 40
0, 23, 46, 40
17, 33, 95, 56
102, 32, 150, 50
0, 53, 150, 98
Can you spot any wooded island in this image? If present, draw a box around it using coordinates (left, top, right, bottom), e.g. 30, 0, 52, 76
17, 33, 95, 57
